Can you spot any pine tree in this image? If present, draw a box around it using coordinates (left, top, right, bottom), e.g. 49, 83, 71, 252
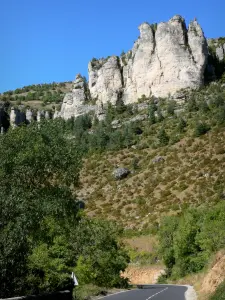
148, 102, 157, 125
157, 127, 169, 146
177, 118, 187, 133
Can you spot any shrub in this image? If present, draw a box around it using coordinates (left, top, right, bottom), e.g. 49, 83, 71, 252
158, 202, 225, 279
194, 122, 210, 137
209, 281, 225, 300
157, 128, 169, 146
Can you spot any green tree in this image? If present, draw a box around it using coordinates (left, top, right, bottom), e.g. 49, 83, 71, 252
157, 127, 169, 146
73, 219, 129, 288
199, 101, 210, 113
217, 105, 225, 125
187, 96, 199, 112
158, 216, 179, 274
173, 210, 206, 277
148, 102, 157, 125
0, 121, 82, 297
167, 100, 176, 116
177, 118, 187, 133
194, 122, 210, 137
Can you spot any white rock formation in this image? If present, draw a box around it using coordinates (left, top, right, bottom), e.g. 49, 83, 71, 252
53, 110, 61, 119
122, 15, 207, 103
61, 15, 208, 119
61, 74, 96, 119
45, 111, 50, 120
37, 111, 41, 123
26, 109, 33, 123
208, 38, 225, 61
10, 107, 17, 128
88, 56, 123, 106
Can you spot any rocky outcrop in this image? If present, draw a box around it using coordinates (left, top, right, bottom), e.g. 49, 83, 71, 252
60, 74, 96, 119
61, 15, 208, 119
5, 107, 54, 130
87, 15, 207, 105
208, 38, 225, 61
113, 167, 130, 180
10, 107, 26, 128
88, 56, 123, 106
26, 109, 33, 124
123, 16, 207, 102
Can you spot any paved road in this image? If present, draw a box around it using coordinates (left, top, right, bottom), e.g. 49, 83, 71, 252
99, 285, 187, 300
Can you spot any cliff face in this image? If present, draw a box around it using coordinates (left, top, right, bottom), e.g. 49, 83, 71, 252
61, 15, 209, 119
88, 56, 123, 106
89, 15, 207, 104
60, 74, 96, 119
208, 38, 225, 61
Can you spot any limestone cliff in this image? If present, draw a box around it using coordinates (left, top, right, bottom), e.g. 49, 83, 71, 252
60, 74, 96, 119
61, 15, 209, 119
88, 56, 123, 106
208, 38, 225, 61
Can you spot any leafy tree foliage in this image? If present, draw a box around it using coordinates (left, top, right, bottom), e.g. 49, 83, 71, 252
0, 122, 129, 297
74, 219, 129, 288
157, 127, 169, 146
158, 202, 225, 279
148, 102, 157, 125
167, 100, 176, 116
194, 122, 210, 137
177, 118, 187, 133
187, 96, 199, 112
0, 122, 82, 297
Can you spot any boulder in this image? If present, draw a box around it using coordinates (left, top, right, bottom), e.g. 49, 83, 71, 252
152, 156, 165, 163
113, 168, 130, 180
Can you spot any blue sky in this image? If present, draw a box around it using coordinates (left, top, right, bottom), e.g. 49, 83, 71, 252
1, 0, 224, 93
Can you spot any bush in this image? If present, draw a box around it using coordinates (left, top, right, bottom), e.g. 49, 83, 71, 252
74, 284, 107, 300
157, 128, 169, 146
194, 122, 210, 137
167, 100, 176, 116
209, 281, 225, 300
158, 202, 225, 279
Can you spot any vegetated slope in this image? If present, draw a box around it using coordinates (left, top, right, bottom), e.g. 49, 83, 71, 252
76, 82, 225, 230
174, 250, 225, 300
0, 81, 72, 110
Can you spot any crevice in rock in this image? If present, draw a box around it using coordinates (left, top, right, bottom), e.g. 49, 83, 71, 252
117, 56, 125, 88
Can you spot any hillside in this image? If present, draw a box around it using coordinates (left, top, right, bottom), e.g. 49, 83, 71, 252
73, 82, 225, 231
0, 81, 72, 110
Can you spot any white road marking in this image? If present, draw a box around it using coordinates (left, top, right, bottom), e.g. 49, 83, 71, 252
146, 287, 168, 299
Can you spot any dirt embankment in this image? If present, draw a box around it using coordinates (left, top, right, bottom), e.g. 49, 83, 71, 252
122, 265, 165, 284
199, 251, 225, 298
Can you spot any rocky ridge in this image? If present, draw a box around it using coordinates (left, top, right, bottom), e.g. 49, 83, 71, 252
60, 74, 96, 119
60, 15, 212, 120
208, 38, 225, 61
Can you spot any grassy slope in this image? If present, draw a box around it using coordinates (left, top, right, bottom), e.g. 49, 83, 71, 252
78, 126, 225, 230
0, 82, 72, 110
74, 82, 225, 230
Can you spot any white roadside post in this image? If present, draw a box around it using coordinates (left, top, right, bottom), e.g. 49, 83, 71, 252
71, 272, 79, 286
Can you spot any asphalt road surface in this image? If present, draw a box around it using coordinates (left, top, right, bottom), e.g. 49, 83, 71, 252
99, 285, 188, 300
